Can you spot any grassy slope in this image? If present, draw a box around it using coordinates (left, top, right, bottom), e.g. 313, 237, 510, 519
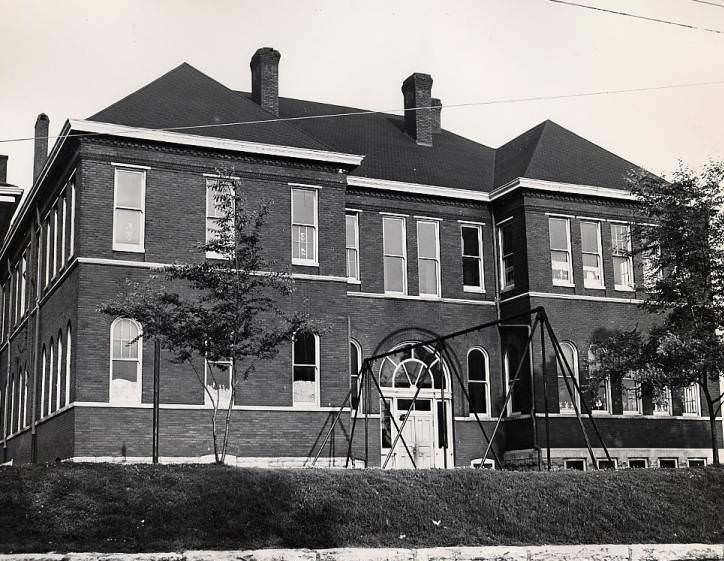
0, 464, 722, 553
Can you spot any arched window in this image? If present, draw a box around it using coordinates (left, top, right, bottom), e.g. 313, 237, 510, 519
56, 331, 63, 411
588, 348, 610, 413
65, 324, 72, 406
110, 318, 142, 405
557, 342, 579, 414
48, 338, 54, 414
40, 345, 46, 418
467, 348, 489, 416
504, 348, 522, 415
350, 339, 362, 409
292, 331, 319, 407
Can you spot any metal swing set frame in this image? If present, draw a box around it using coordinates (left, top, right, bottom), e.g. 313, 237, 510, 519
305, 306, 613, 471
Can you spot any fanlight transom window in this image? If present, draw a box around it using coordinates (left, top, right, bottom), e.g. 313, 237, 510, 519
378, 344, 446, 390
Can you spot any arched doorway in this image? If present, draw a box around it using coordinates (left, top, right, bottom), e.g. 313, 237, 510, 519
377, 342, 453, 468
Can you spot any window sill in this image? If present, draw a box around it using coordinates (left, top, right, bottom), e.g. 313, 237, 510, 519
384, 291, 408, 297
346, 278, 361, 285
591, 410, 610, 415
584, 284, 606, 290
552, 281, 575, 288
417, 294, 441, 301
463, 286, 485, 294
292, 259, 319, 267
623, 411, 642, 416
468, 413, 490, 419
614, 285, 635, 292
113, 245, 145, 254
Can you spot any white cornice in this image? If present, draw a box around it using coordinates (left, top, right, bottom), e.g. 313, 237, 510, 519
69, 119, 365, 166
491, 177, 635, 201
347, 176, 491, 202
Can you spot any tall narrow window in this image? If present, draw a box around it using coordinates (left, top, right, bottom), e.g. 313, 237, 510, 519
205, 179, 228, 259
580, 221, 604, 288
461, 224, 484, 292
621, 375, 642, 414
346, 213, 359, 282
292, 331, 319, 407
13, 264, 19, 325
9, 374, 15, 434
557, 342, 579, 413
383, 216, 407, 294
549, 217, 573, 285
113, 168, 146, 252
588, 348, 610, 413
497, 221, 515, 290
611, 223, 634, 290
683, 383, 700, 416
653, 387, 672, 416
19, 255, 26, 318
56, 332, 63, 411
52, 206, 58, 277
110, 318, 142, 405
69, 181, 76, 258
60, 196, 67, 268
350, 339, 362, 409
22, 371, 28, 429
467, 348, 489, 416
417, 220, 440, 297
44, 218, 50, 287
504, 348, 522, 415
48, 339, 54, 414
204, 358, 233, 409
291, 188, 317, 265
65, 325, 72, 406
40, 346, 46, 418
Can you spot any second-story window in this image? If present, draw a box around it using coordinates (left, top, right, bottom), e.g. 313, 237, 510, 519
60, 195, 67, 269
44, 218, 50, 287
19, 253, 26, 317
383, 216, 407, 294
497, 221, 514, 291
611, 223, 634, 290
549, 217, 573, 286
113, 168, 146, 252
580, 221, 604, 288
52, 206, 58, 277
461, 224, 484, 292
205, 179, 226, 259
68, 180, 76, 259
291, 188, 317, 265
417, 220, 440, 297
345, 212, 359, 282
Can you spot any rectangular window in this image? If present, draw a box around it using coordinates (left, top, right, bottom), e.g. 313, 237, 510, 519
60, 196, 67, 268
13, 264, 19, 325
467, 349, 489, 416
580, 221, 604, 288
592, 377, 611, 414
461, 224, 484, 292
383, 216, 407, 294
658, 458, 677, 469
628, 458, 647, 469
292, 332, 319, 407
113, 167, 146, 252
549, 217, 573, 285
0, 283, 4, 340
204, 359, 233, 409
417, 220, 440, 297
19, 253, 26, 317
683, 383, 700, 416
687, 458, 706, 467
498, 221, 515, 290
345, 213, 359, 282
621, 376, 642, 414
52, 206, 58, 277
611, 223, 634, 290
564, 459, 586, 471
205, 179, 228, 259
69, 181, 76, 258
44, 218, 50, 287
653, 387, 672, 416
291, 188, 318, 265
597, 459, 617, 470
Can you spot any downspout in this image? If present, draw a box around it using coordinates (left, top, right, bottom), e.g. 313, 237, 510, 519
30, 208, 42, 463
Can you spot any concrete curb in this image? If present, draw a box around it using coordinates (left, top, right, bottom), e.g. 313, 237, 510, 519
0, 544, 721, 561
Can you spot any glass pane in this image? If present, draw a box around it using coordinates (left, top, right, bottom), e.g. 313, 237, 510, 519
292, 225, 316, 261
349, 343, 359, 377
462, 226, 480, 256
383, 218, 404, 256
393, 366, 411, 388
463, 257, 481, 287
548, 218, 568, 251
112, 320, 139, 359
112, 361, 137, 383
583, 254, 602, 283
417, 222, 437, 259
418, 259, 438, 295
381, 400, 392, 448
558, 376, 575, 412
593, 380, 609, 411
115, 170, 144, 208
346, 248, 358, 279
467, 349, 485, 381
611, 224, 629, 254
114, 209, 142, 245
206, 184, 224, 218
379, 358, 395, 387
580, 222, 599, 254
469, 383, 487, 414
500, 224, 513, 254
613, 256, 632, 286
437, 401, 448, 448
293, 378, 316, 405
622, 378, 640, 412
384, 256, 405, 292
345, 214, 357, 248
551, 250, 570, 282
294, 332, 316, 365
292, 189, 315, 225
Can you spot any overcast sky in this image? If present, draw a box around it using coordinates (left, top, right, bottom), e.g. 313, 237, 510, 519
1, 0, 723, 189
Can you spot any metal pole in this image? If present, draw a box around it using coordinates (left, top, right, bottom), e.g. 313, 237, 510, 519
345, 363, 368, 467
364, 360, 370, 468
527, 321, 539, 471
541, 315, 551, 471
152, 339, 160, 464
310, 386, 353, 467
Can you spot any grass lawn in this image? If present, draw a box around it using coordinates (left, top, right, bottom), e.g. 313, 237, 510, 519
0, 464, 721, 553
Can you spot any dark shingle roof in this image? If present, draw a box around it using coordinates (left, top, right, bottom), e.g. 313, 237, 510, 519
88, 63, 645, 193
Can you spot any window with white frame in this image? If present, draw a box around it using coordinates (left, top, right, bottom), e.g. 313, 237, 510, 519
417, 220, 440, 297
60, 195, 67, 268
44, 218, 50, 287
564, 459, 586, 470
0, 283, 4, 339
597, 459, 617, 470
19, 253, 26, 318
345, 213, 359, 282
580, 221, 604, 288
557, 341, 579, 414
683, 383, 700, 416
291, 188, 317, 265
48, 338, 54, 414
549, 217, 573, 285
687, 458, 706, 467
497, 221, 515, 290
292, 331, 319, 407
628, 458, 647, 469
383, 216, 407, 294
56, 332, 63, 411
204, 358, 233, 409
40, 345, 46, 418
205, 179, 228, 259
658, 458, 677, 468
467, 348, 489, 416
588, 348, 610, 413
611, 223, 634, 290
653, 387, 672, 416
461, 224, 484, 292
65, 324, 71, 406
504, 348, 522, 415
52, 206, 58, 277
110, 318, 142, 405
113, 168, 146, 252
621, 375, 642, 414
13, 263, 19, 325
350, 339, 362, 410
68, 181, 76, 258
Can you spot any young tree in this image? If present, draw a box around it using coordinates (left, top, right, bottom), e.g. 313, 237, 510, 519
100, 172, 310, 463
588, 162, 724, 465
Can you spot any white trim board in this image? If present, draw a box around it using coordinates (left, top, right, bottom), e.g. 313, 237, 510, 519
501, 291, 644, 305
347, 291, 496, 306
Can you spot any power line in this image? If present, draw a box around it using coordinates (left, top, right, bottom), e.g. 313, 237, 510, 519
691, 0, 724, 8
549, 0, 724, 33
1, 78, 724, 145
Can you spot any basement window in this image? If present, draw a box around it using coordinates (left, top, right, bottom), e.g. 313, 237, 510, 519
564, 459, 585, 471
627, 458, 647, 469
658, 458, 678, 469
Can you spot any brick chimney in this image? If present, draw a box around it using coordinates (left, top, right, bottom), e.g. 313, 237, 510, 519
0, 155, 7, 184
401, 73, 433, 146
33, 113, 49, 183
431, 98, 442, 134
250, 47, 281, 117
